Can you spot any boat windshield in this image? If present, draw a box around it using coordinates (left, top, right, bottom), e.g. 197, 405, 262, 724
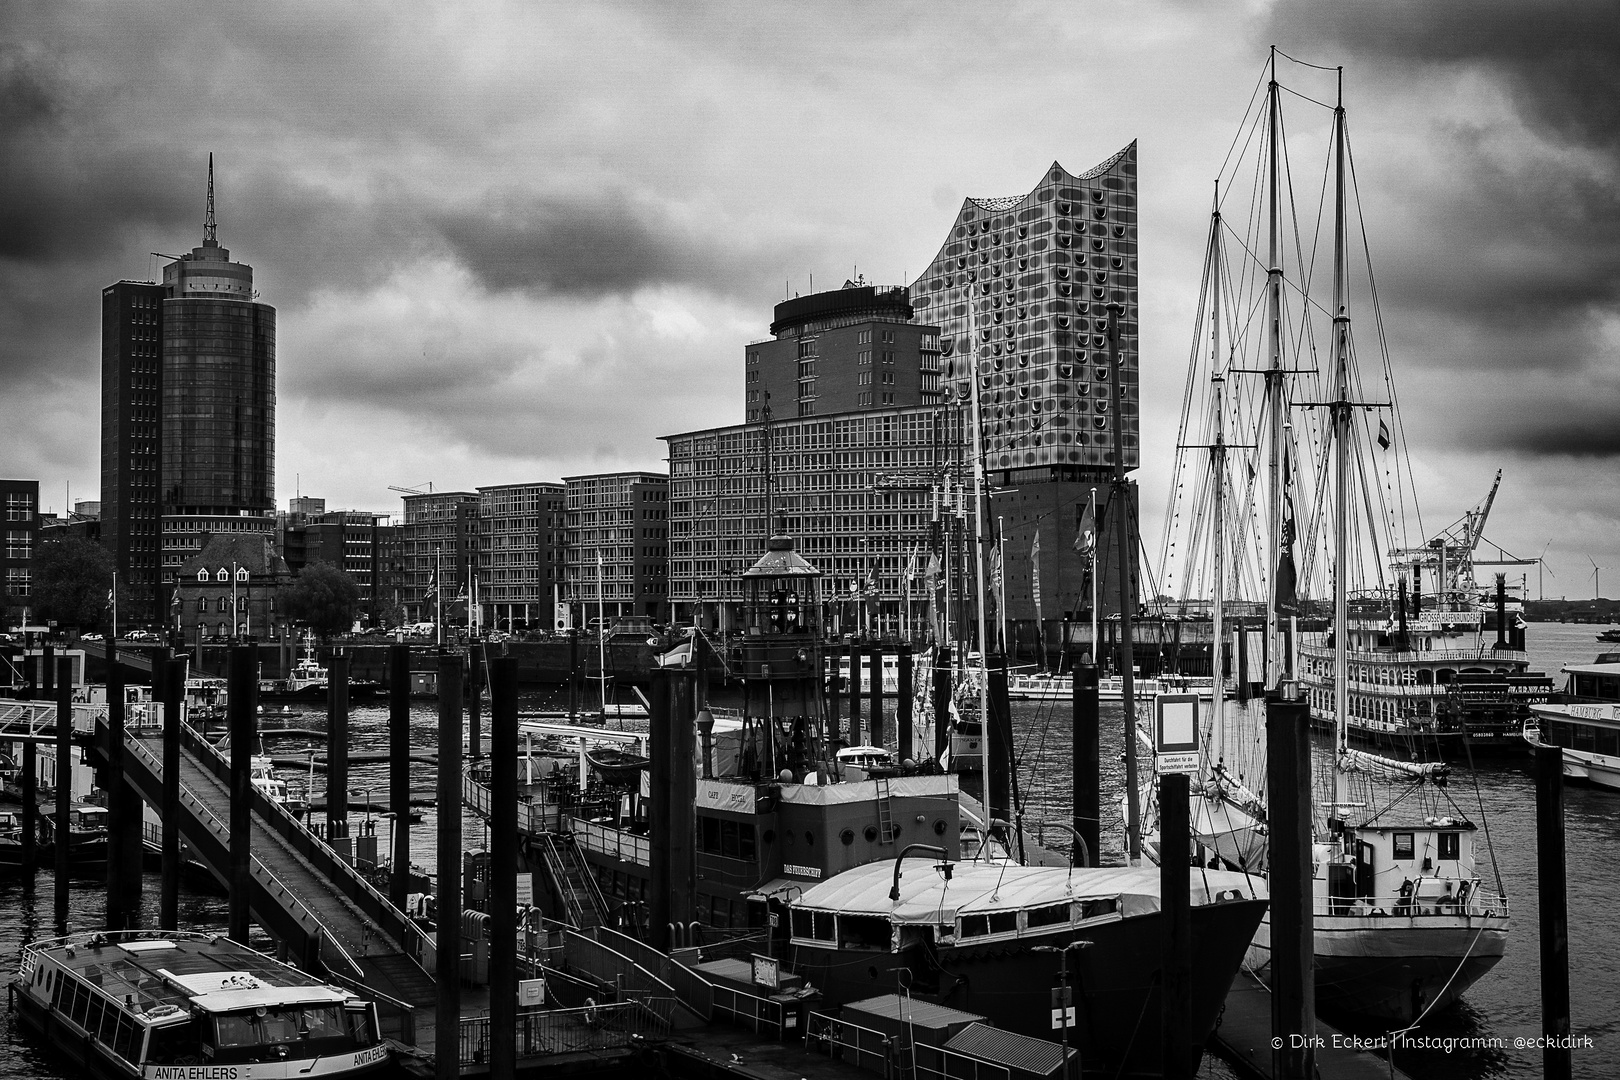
209, 1004, 353, 1062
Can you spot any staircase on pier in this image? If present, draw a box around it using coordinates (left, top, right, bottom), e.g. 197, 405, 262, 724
535, 831, 611, 929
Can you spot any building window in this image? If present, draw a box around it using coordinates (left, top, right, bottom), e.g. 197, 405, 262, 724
196, 597, 205, 612
236, 568, 249, 581
5, 531, 29, 559
216, 568, 228, 582
197, 569, 209, 581
5, 568, 29, 596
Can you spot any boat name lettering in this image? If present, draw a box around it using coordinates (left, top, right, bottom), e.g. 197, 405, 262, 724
783, 864, 823, 879
353, 1044, 390, 1066
149, 1068, 239, 1080
1570, 706, 1611, 721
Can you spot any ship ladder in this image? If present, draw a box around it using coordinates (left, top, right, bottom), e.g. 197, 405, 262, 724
875, 776, 896, 845
541, 833, 609, 929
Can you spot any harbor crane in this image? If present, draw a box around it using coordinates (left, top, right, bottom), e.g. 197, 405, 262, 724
1389, 469, 1505, 600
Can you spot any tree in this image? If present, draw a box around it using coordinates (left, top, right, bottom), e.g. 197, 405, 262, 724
0, 578, 19, 631
281, 563, 362, 642
31, 538, 114, 630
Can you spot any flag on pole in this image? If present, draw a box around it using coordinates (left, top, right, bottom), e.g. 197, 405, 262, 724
1276, 447, 1301, 617
905, 546, 919, 583
1030, 528, 1042, 603
1075, 493, 1096, 556
1377, 419, 1391, 450
989, 544, 1003, 595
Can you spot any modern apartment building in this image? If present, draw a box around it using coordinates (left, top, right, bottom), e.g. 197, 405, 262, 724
477, 481, 566, 631
561, 473, 669, 625
745, 283, 943, 421
1, 480, 40, 621
400, 491, 478, 625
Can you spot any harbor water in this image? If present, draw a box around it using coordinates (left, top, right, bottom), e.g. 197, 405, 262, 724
3, 628, 1616, 1078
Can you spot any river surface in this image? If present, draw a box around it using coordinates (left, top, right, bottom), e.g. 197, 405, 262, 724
3, 627, 1615, 1078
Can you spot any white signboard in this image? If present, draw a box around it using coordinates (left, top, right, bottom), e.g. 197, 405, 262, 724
515, 872, 533, 907
518, 978, 547, 1006
752, 954, 780, 990
1155, 694, 1200, 775
555, 602, 572, 632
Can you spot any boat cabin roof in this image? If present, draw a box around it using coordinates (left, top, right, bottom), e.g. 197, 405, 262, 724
792, 860, 1259, 925
32, 933, 351, 1018
1564, 662, 1620, 677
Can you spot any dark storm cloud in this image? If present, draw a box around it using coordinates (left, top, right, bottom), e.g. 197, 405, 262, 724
1262, 0, 1620, 468
1267, 1, 1620, 153
431, 190, 763, 298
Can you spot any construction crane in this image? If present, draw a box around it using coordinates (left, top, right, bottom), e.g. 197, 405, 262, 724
388, 482, 434, 495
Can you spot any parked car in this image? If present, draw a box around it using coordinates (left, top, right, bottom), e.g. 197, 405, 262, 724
123, 630, 157, 642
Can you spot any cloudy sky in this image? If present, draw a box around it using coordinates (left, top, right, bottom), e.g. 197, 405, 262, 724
2, 1, 1616, 600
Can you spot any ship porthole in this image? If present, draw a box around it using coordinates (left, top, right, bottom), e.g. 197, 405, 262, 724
805, 831, 815, 846
864, 825, 879, 843
841, 828, 855, 846
933, 819, 947, 836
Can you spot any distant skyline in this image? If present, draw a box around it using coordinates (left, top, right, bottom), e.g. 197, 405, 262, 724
2, 2, 1616, 598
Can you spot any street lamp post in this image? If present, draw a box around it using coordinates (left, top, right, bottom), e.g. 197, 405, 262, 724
1032, 941, 1091, 1080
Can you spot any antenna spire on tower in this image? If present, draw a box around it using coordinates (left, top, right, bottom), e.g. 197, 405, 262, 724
204, 152, 217, 243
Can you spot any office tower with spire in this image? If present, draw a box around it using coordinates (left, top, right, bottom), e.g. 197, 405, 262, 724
100, 156, 277, 625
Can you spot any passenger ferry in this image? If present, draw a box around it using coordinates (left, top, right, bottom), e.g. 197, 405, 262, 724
11, 930, 390, 1078
1526, 657, 1620, 789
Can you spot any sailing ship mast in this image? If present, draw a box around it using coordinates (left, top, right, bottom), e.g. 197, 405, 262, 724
1329, 68, 1352, 818
1208, 184, 1228, 769
1264, 48, 1289, 691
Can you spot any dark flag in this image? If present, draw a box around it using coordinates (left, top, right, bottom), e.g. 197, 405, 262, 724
1377, 418, 1391, 450
1275, 496, 1300, 617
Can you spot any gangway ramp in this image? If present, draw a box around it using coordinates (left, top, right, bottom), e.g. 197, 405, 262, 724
104, 714, 437, 1017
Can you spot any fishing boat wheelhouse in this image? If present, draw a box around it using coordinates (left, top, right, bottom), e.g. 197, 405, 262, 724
12, 930, 389, 1078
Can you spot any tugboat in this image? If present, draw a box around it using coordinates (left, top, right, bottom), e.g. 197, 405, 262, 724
12, 929, 390, 1077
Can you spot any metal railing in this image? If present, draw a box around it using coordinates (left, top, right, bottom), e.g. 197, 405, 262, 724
806, 1011, 1014, 1080
457, 1002, 650, 1064
591, 926, 713, 1021
119, 727, 365, 979
1317, 885, 1509, 920
711, 981, 789, 1038
559, 931, 700, 1028
174, 722, 437, 973
568, 817, 651, 866
463, 771, 559, 835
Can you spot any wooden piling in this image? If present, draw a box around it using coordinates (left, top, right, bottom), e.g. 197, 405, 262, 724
848, 641, 862, 743
1159, 770, 1192, 1080
488, 655, 519, 1078
867, 645, 883, 749
326, 654, 350, 847
159, 654, 184, 931
467, 643, 482, 760
105, 644, 135, 930
897, 645, 913, 763
388, 644, 412, 913
648, 669, 673, 950
987, 654, 1011, 825
933, 646, 952, 763
1536, 744, 1572, 1080
1073, 662, 1099, 866
434, 651, 464, 1080
21, 734, 37, 872
54, 656, 72, 934
227, 645, 256, 944
1266, 688, 1314, 1080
